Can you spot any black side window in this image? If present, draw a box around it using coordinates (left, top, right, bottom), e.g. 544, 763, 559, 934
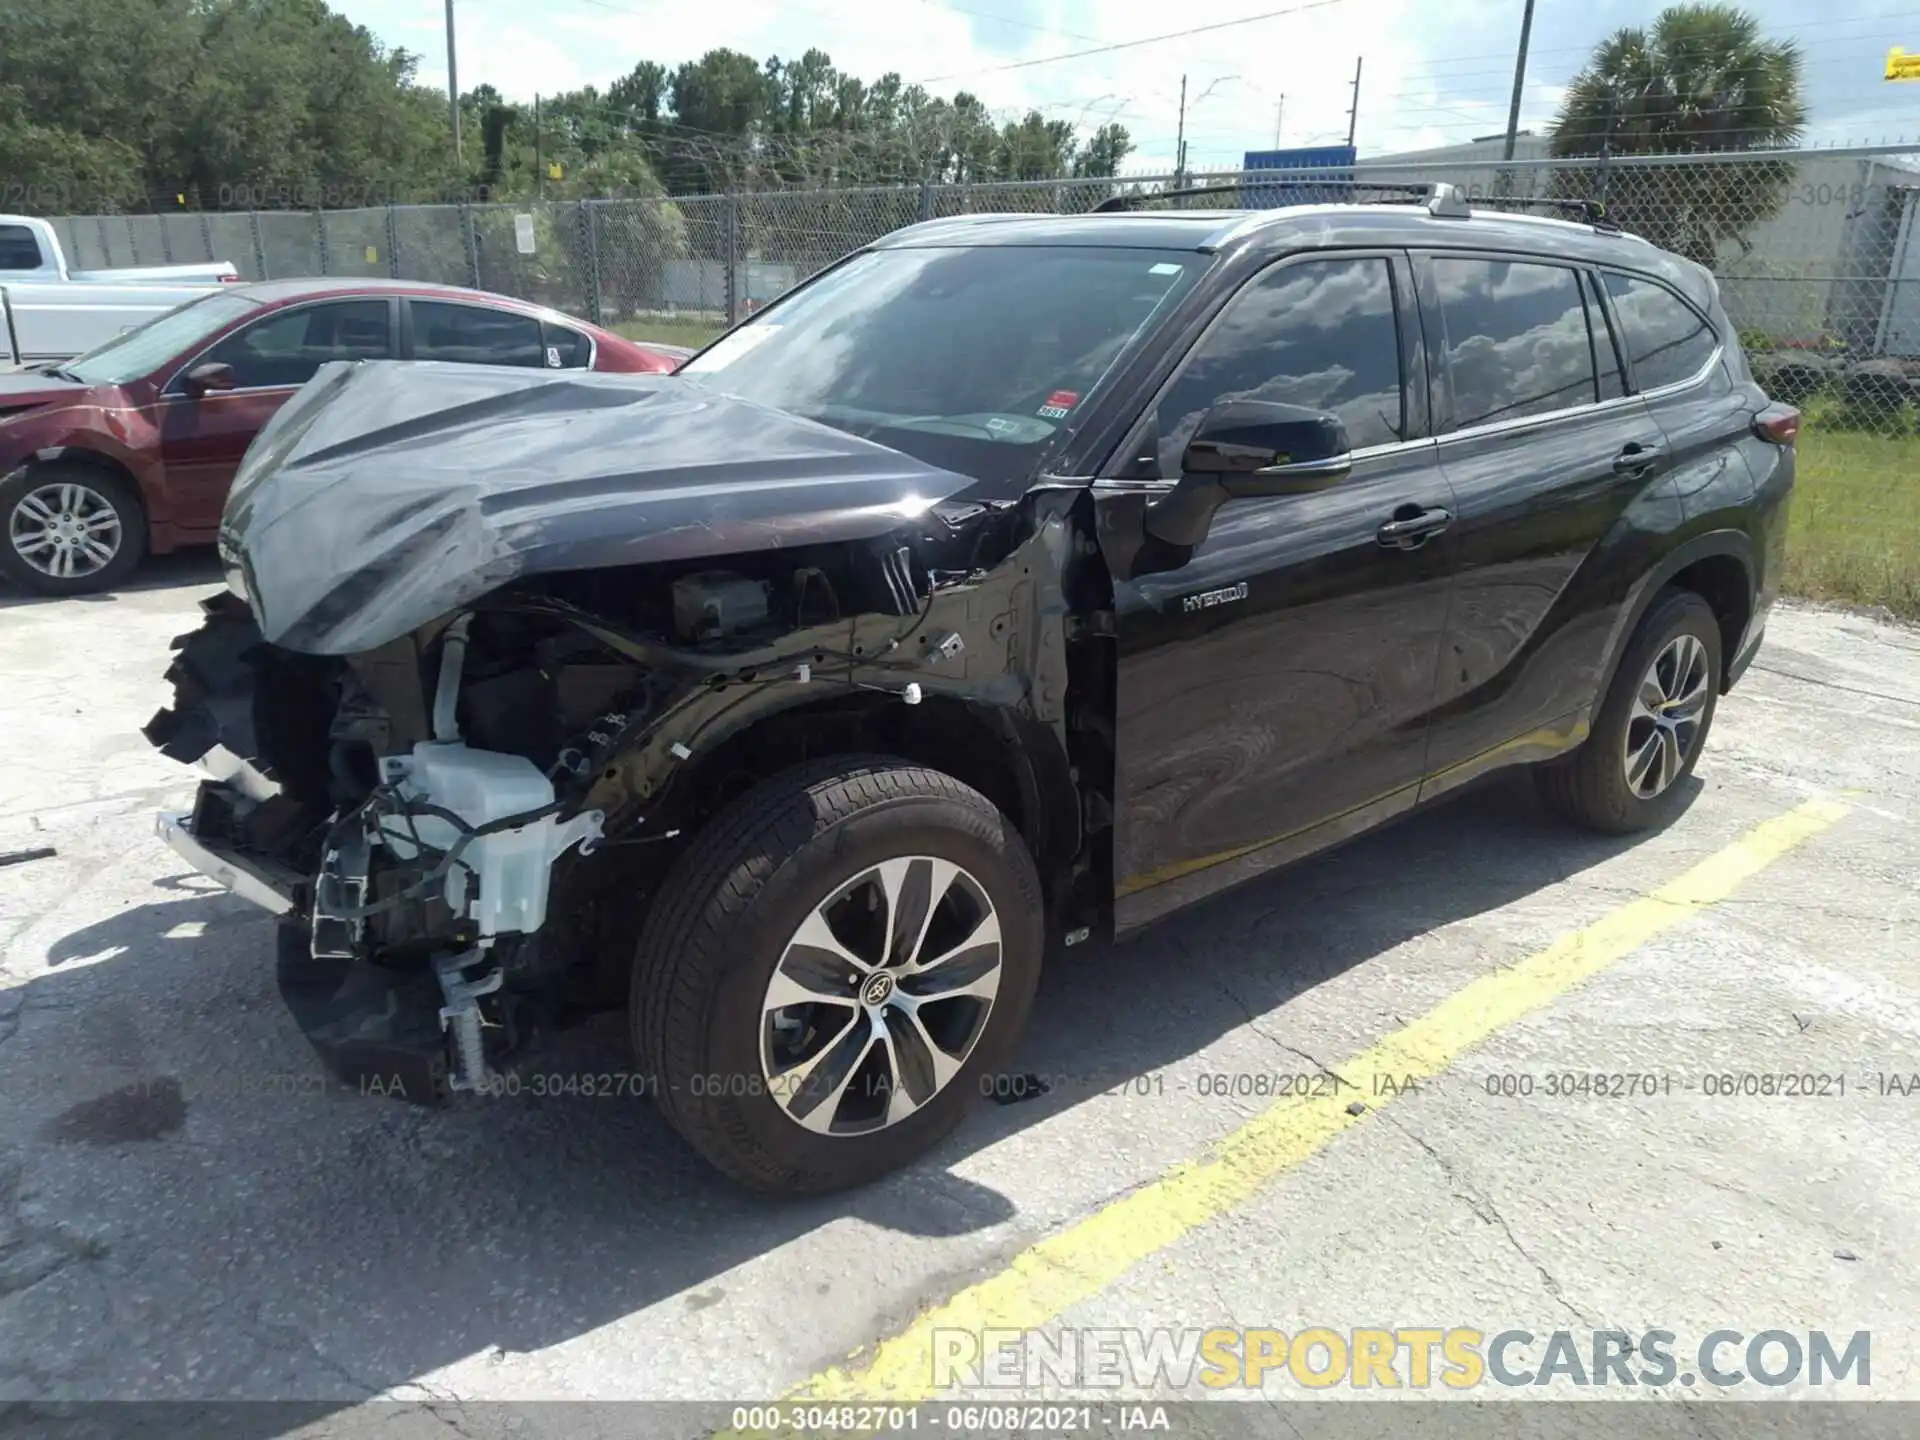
201, 300, 393, 389
1586, 272, 1627, 400
1153, 256, 1405, 472
542, 321, 591, 368
1603, 273, 1717, 391
0, 224, 44, 271
412, 301, 544, 367
1433, 258, 1598, 430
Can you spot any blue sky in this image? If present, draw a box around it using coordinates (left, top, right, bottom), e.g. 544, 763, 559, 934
339, 0, 1920, 169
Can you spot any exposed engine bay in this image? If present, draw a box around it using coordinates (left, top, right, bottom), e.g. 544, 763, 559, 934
147, 493, 1102, 1101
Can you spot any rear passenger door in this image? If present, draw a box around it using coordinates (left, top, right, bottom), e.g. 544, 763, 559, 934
1414, 253, 1676, 799
1600, 271, 1751, 526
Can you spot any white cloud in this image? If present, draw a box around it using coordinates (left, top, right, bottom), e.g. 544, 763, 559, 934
339, 0, 1915, 175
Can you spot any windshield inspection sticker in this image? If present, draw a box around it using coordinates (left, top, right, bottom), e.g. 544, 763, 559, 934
1149, 262, 1184, 275
1037, 388, 1080, 420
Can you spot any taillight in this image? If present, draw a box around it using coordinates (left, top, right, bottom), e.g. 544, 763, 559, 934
218, 273, 242, 284
1752, 405, 1800, 445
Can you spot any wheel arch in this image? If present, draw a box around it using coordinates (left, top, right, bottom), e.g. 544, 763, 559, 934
632, 688, 1081, 909
1599, 530, 1755, 703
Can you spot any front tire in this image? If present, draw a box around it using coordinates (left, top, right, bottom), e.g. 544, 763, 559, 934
0, 463, 146, 596
631, 758, 1044, 1193
1537, 587, 1722, 833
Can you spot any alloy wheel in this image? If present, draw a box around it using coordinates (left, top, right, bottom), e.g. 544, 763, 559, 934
1623, 632, 1711, 799
9, 481, 123, 580
760, 856, 1002, 1136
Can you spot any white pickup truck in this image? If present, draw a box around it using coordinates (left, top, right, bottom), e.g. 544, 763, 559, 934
1, 214, 239, 366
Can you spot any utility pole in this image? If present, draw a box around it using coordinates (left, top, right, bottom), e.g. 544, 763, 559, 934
1501, 0, 1537, 160
1272, 94, 1284, 149
534, 93, 543, 200
1174, 74, 1188, 188
1345, 57, 1363, 149
445, 0, 462, 164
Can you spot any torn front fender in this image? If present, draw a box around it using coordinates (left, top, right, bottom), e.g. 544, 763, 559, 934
219, 362, 981, 656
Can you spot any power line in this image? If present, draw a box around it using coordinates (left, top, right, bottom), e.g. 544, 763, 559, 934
913, 0, 1357, 85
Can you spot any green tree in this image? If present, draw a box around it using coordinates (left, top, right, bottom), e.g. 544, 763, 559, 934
0, 0, 461, 209
609, 62, 670, 128
0, 87, 144, 211
1072, 123, 1134, 180
1547, 3, 1805, 263
996, 111, 1077, 181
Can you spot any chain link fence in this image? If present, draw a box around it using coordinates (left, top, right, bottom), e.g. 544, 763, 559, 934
36, 143, 1920, 613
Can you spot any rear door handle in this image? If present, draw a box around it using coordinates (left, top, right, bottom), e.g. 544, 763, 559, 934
1613, 440, 1668, 475
1375, 507, 1452, 550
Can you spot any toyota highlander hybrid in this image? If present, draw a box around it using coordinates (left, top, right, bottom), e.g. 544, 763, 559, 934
143, 184, 1797, 1193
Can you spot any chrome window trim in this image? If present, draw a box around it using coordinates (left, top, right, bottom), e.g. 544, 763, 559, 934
1636, 348, 1724, 401
1090, 435, 1441, 494
1432, 387, 1676, 450
157, 383, 302, 402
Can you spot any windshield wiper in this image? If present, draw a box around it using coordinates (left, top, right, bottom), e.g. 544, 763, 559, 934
898, 416, 1006, 440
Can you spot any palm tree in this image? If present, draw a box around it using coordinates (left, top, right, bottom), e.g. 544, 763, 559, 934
1547, 4, 1805, 264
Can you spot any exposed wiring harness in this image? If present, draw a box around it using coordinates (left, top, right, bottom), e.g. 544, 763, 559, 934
316, 785, 565, 922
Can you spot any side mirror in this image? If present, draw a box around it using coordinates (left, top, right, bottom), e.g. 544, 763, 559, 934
1147, 401, 1353, 548
183, 361, 237, 398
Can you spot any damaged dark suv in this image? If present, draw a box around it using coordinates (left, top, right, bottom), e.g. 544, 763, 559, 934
147, 184, 1798, 1193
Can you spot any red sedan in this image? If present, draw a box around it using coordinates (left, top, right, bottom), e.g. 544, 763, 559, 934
0, 278, 685, 594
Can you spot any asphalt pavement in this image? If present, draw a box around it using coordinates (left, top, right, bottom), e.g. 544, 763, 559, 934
1, 557, 1916, 1438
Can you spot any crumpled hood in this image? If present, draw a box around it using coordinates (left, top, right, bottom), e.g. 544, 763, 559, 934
221, 361, 979, 655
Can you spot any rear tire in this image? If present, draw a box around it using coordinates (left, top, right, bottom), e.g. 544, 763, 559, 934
631, 757, 1044, 1193
0, 462, 146, 596
1536, 587, 1722, 833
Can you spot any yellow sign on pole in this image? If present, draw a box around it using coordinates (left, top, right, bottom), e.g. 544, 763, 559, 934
1888, 47, 1920, 80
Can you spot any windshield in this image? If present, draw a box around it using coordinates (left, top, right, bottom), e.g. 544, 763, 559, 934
681, 245, 1205, 493
62, 290, 263, 386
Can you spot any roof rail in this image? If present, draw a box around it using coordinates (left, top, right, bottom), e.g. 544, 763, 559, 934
1086, 178, 1614, 228
1090, 179, 1471, 214
1089, 181, 1269, 212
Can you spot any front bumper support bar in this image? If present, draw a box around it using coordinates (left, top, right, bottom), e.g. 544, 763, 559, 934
155, 808, 295, 914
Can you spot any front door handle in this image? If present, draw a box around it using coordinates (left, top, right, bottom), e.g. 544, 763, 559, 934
1376, 506, 1452, 550
1613, 439, 1668, 475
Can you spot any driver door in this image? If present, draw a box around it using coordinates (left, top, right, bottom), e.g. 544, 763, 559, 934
1095, 251, 1457, 930
157, 298, 396, 532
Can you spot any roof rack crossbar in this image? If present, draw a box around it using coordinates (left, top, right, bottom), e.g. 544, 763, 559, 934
1483, 195, 1614, 225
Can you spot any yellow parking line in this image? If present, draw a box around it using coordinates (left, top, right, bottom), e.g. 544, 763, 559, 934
793, 796, 1849, 1404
